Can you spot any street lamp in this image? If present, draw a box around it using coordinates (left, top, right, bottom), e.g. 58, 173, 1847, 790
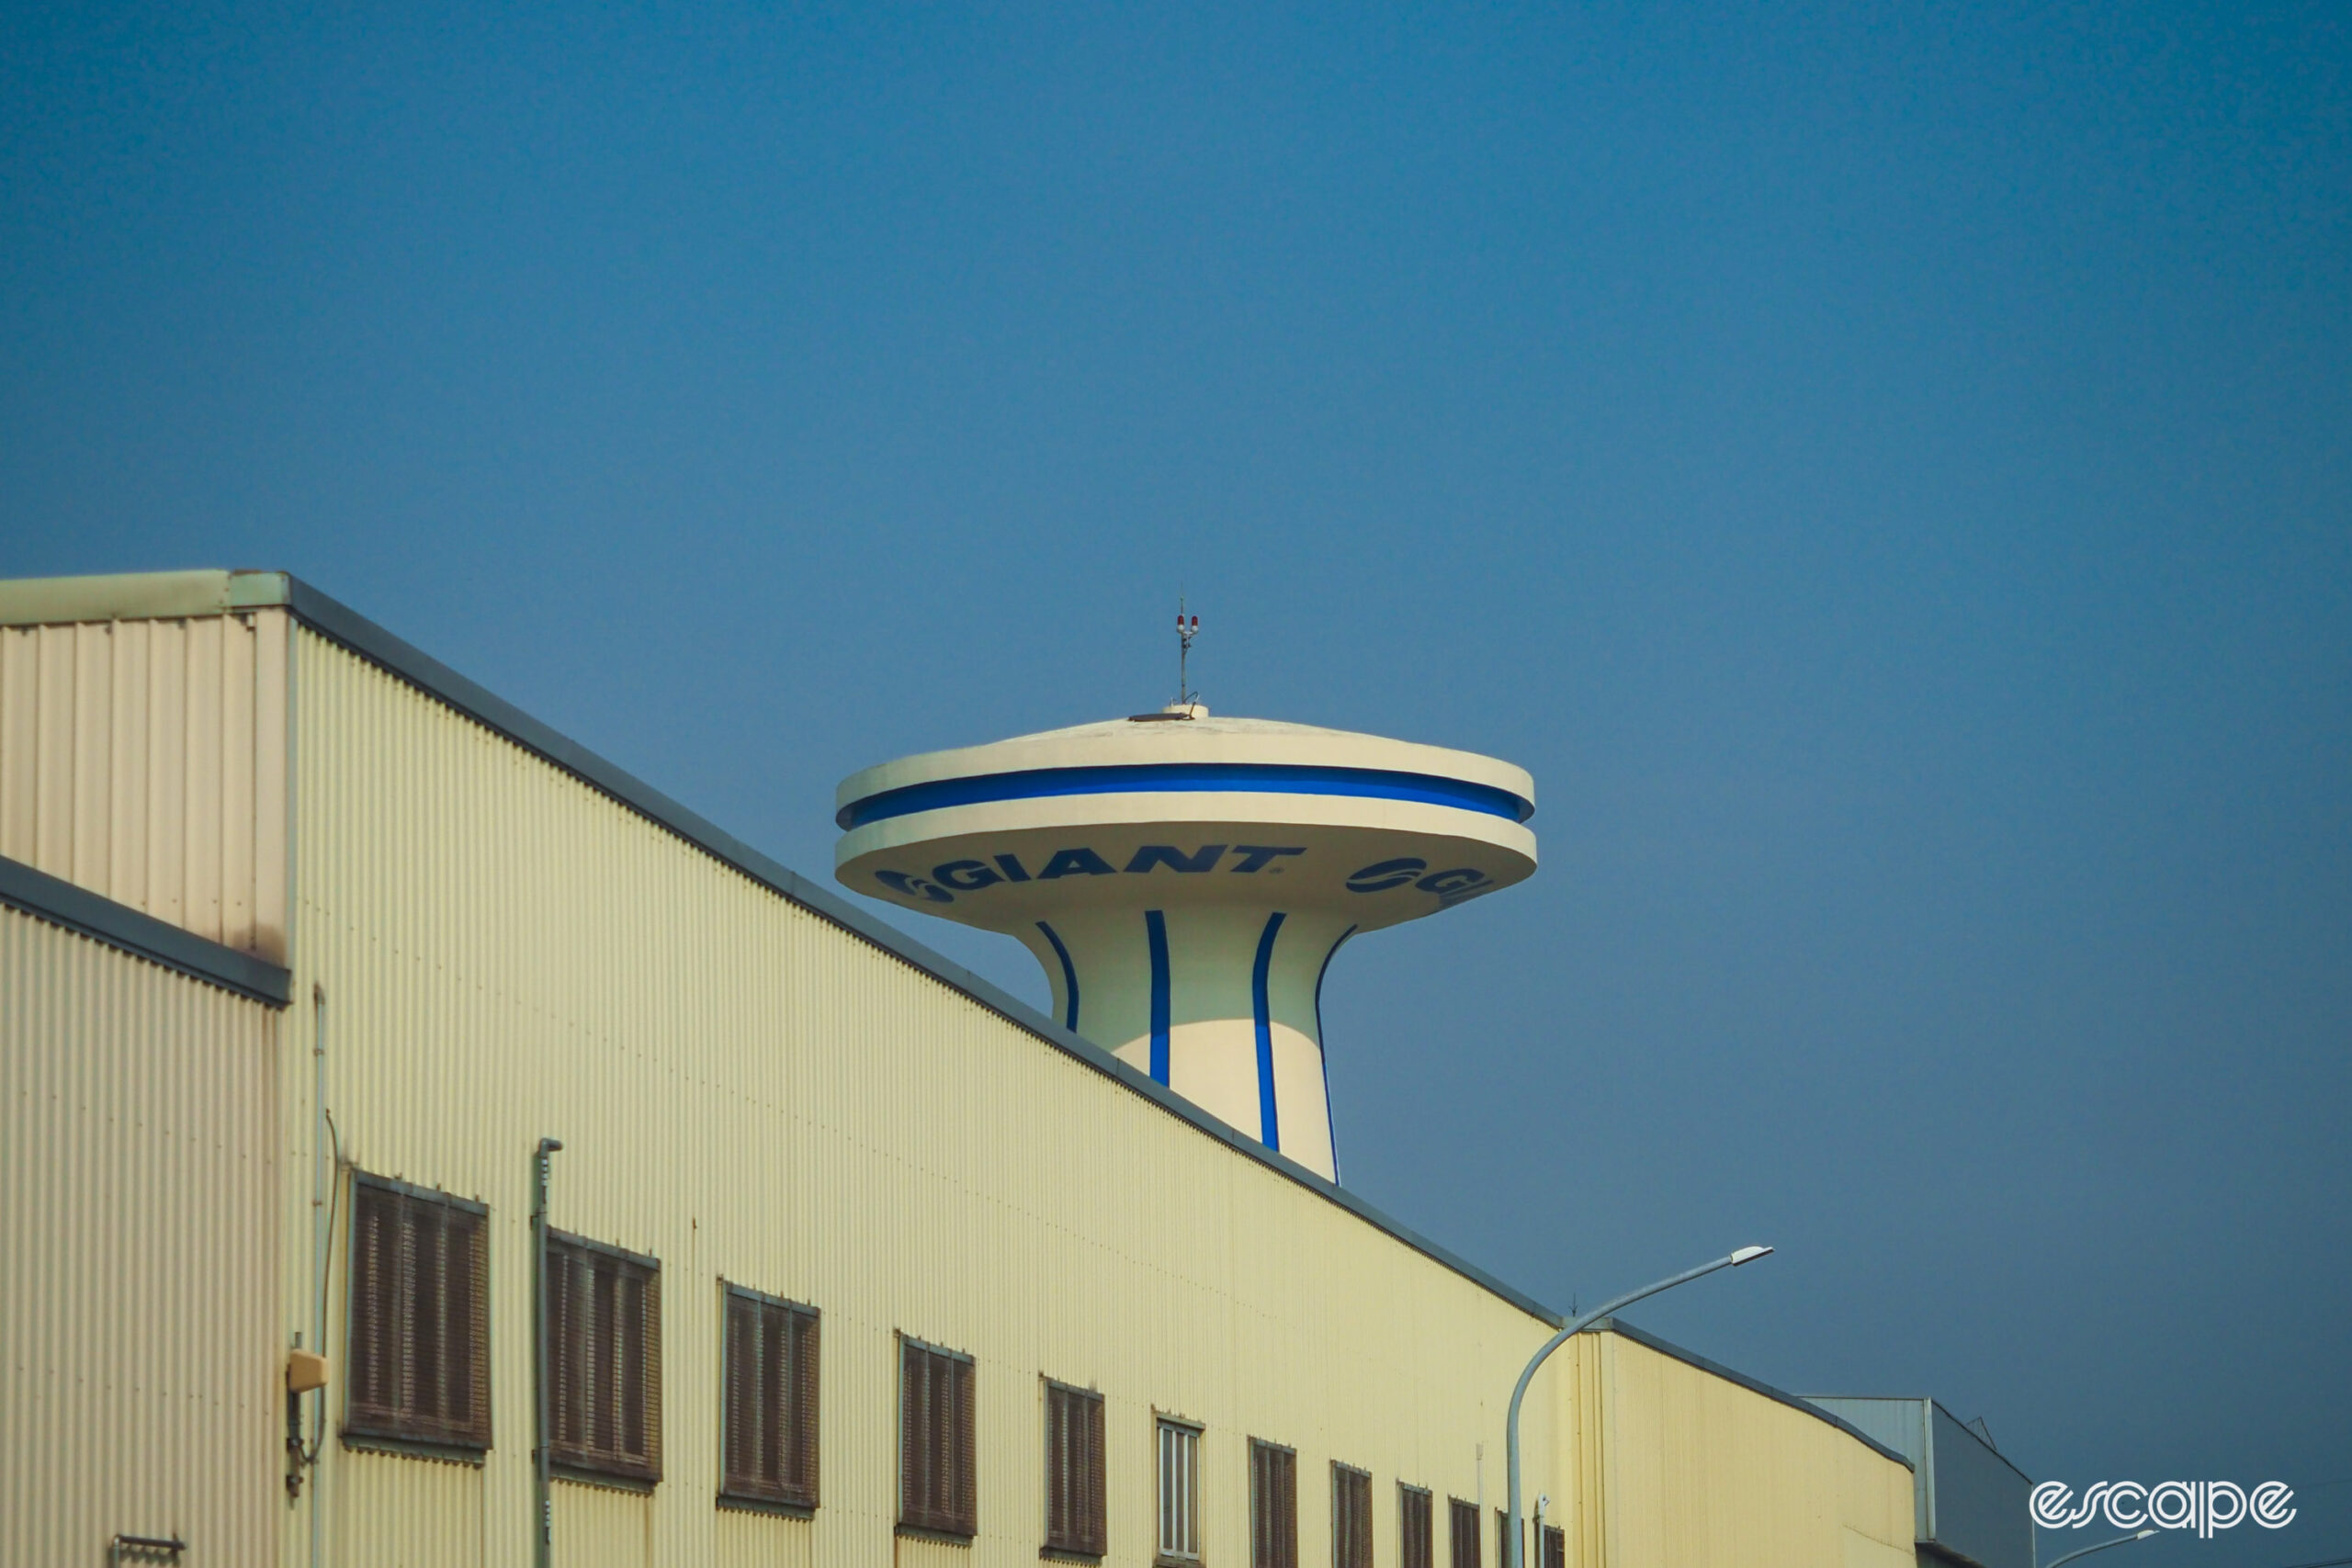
1506, 1246, 1774, 1568
2041, 1529, 2158, 1568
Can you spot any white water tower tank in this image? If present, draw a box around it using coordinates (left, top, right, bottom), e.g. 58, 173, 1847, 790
836, 706, 1535, 1182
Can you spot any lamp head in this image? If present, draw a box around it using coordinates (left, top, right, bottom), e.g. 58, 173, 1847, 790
1730, 1245, 1774, 1266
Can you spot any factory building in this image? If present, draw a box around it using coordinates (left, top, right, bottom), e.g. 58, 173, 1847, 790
4, 570, 1933, 1568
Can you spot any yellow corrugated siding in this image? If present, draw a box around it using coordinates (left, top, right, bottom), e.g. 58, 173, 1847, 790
287, 627, 1574, 1568
0, 611, 289, 959
0, 903, 280, 1566
1580, 1332, 1916, 1568
550, 1481, 655, 1568
1556, 1335, 1610, 1568
712, 1504, 812, 1568
336, 1451, 483, 1568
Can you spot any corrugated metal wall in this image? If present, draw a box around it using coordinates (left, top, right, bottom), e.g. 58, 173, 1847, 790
1928, 1403, 2031, 1568
1803, 1397, 1932, 1542
253, 620, 1917, 1568
1803, 1394, 2034, 1568
286, 626, 1572, 1568
0, 611, 290, 960
1578, 1334, 1916, 1568
1557, 1335, 1611, 1568
0, 902, 281, 1566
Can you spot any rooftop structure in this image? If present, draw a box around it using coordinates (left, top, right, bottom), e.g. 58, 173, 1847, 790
837, 707, 1536, 1179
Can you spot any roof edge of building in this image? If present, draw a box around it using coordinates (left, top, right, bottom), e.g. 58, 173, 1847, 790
0, 854, 293, 1005
37, 570, 1561, 1326
1928, 1397, 2033, 1483
0, 567, 289, 624
1592, 1317, 1917, 1471
1798, 1394, 2034, 1485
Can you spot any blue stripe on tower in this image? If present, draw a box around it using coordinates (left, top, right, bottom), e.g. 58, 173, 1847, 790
1146, 909, 1171, 1085
836, 761, 1534, 829
1036, 920, 1080, 1033
1314, 925, 1356, 1181
1253, 912, 1288, 1152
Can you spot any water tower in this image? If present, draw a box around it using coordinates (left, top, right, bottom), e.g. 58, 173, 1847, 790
835, 663, 1535, 1183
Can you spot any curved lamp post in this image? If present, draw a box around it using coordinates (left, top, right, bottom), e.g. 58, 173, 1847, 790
2041, 1529, 2158, 1568
1506, 1247, 1774, 1568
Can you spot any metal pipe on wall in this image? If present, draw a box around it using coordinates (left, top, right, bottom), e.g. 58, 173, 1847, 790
311, 983, 329, 1568
532, 1137, 563, 1568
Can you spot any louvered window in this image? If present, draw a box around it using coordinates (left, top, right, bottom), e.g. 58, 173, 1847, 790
720, 1283, 819, 1510
1399, 1486, 1433, 1568
1250, 1439, 1298, 1568
1448, 1499, 1479, 1568
1158, 1418, 1203, 1562
899, 1337, 977, 1537
546, 1231, 662, 1483
1331, 1463, 1373, 1568
345, 1175, 491, 1451
1541, 1524, 1566, 1568
1043, 1381, 1106, 1557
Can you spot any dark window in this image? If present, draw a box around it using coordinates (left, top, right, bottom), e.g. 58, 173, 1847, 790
1332, 1464, 1373, 1568
1399, 1486, 1433, 1568
546, 1231, 662, 1483
899, 1337, 977, 1537
1044, 1381, 1107, 1557
1541, 1524, 1566, 1568
720, 1284, 819, 1509
345, 1176, 491, 1451
1449, 1499, 1480, 1568
1251, 1439, 1298, 1568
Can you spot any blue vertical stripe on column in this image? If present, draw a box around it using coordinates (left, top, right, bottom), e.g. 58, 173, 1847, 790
1146, 909, 1171, 1084
1253, 912, 1288, 1152
1314, 925, 1356, 1180
1036, 920, 1080, 1032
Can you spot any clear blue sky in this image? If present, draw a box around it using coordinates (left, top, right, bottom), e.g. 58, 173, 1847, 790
6, 4, 2346, 1560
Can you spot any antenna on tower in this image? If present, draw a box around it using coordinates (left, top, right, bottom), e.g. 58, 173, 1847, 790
1176, 598, 1201, 711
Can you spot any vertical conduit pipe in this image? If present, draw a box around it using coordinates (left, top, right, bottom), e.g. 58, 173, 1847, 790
310, 984, 328, 1568
532, 1138, 563, 1568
